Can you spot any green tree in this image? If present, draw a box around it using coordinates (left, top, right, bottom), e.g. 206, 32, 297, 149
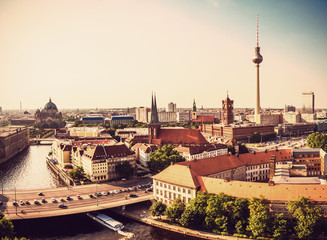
150, 201, 167, 219
272, 213, 289, 240
68, 166, 86, 181
227, 145, 236, 155
147, 145, 186, 173
179, 191, 209, 228
0, 212, 14, 238
307, 132, 327, 151
231, 197, 249, 234
287, 197, 322, 239
238, 143, 249, 154
115, 161, 134, 178
164, 198, 185, 223
247, 196, 272, 238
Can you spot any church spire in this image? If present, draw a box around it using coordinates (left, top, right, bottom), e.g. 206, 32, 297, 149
150, 92, 159, 124
192, 99, 197, 112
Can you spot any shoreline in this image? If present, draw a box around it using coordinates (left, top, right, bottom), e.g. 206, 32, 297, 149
112, 202, 252, 240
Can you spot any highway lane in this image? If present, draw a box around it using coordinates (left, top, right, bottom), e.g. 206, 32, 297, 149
0, 180, 154, 220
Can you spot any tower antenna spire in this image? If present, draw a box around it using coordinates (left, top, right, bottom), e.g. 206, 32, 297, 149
256, 14, 259, 47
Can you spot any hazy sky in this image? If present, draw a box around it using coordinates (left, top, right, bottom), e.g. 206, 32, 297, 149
0, 0, 326, 110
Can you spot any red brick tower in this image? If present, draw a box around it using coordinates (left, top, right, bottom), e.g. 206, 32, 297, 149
222, 93, 234, 125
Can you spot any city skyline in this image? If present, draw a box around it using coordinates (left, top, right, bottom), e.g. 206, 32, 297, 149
1, 0, 327, 110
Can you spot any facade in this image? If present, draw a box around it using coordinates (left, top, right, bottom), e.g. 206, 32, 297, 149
0, 127, 30, 164
10, 118, 35, 126
221, 94, 234, 125
132, 143, 158, 166
35, 98, 64, 128
302, 92, 315, 114
201, 124, 275, 141
176, 112, 191, 123
51, 138, 135, 181
284, 105, 296, 112
293, 149, 321, 176
275, 123, 316, 137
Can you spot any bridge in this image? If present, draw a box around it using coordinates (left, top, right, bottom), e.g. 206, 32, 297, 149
0, 181, 153, 220
30, 138, 55, 145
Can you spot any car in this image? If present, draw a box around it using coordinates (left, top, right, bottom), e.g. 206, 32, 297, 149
146, 187, 153, 192
107, 191, 111, 195
38, 192, 44, 196
77, 195, 82, 200
102, 192, 107, 196
41, 198, 46, 203
13, 201, 18, 206
89, 194, 94, 198
34, 199, 40, 205
58, 203, 66, 208
51, 198, 57, 203
19, 200, 25, 205
0, 201, 3, 205
97, 192, 102, 196
66, 196, 71, 200
60, 197, 65, 202
129, 194, 138, 198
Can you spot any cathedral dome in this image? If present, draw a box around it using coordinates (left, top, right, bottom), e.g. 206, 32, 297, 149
44, 98, 58, 110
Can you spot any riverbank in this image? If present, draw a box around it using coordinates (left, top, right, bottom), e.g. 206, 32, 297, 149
112, 201, 253, 240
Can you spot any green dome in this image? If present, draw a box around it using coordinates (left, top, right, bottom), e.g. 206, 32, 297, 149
44, 98, 58, 110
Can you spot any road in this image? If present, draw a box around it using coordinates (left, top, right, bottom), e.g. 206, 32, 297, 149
0, 178, 154, 220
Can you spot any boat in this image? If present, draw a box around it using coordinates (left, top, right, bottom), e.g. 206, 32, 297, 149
86, 212, 124, 231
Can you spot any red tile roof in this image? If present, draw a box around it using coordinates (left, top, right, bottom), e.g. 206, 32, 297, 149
192, 115, 215, 123
177, 149, 292, 176
157, 129, 208, 145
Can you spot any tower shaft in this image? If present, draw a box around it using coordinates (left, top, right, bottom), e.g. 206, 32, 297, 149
255, 64, 261, 116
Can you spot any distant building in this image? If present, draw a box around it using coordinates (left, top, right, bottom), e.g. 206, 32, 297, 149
284, 105, 296, 112
110, 116, 134, 126
135, 107, 151, 123
176, 112, 191, 122
221, 94, 234, 125
81, 116, 104, 125
167, 102, 177, 112
10, 118, 35, 126
35, 98, 64, 128
302, 92, 315, 113
201, 124, 275, 141
0, 127, 30, 164
0, 107, 2, 113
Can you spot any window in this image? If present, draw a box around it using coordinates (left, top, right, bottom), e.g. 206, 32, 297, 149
188, 189, 191, 194
183, 188, 186, 193
178, 187, 181, 192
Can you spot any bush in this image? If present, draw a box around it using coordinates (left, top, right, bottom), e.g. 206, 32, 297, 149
221, 231, 229, 236
233, 233, 248, 238
212, 229, 221, 235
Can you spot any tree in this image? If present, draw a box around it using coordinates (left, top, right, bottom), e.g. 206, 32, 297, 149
307, 132, 327, 151
115, 161, 134, 178
68, 166, 86, 181
231, 198, 249, 234
227, 145, 236, 155
150, 201, 167, 218
179, 191, 209, 228
0, 212, 14, 238
164, 198, 185, 223
247, 196, 272, 238
272, 213, 289, 240
238, 143, 249, 154
147, 145, 186, 173
287, 197, 322, 239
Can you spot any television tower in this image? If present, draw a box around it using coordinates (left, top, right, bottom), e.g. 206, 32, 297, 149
252, 15, 263, 122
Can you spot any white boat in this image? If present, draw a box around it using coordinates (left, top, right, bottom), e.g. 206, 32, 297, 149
86, 212, 124, 231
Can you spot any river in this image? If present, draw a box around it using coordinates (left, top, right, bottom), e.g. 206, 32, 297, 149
0, 145, 200, 240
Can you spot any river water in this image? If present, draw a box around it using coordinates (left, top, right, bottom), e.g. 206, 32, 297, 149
0, 145, 200, 240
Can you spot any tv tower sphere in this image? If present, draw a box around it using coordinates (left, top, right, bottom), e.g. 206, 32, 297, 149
252, 47, 263, 64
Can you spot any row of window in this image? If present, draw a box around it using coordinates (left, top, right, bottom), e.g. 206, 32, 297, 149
156, 190, 191, 204
156, 181, 191, 194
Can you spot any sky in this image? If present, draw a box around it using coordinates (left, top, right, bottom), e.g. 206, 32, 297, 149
0, 0, 326, 110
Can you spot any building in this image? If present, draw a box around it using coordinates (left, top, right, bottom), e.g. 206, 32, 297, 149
275, 123, 316, 137
110, 116, 134, 126
35, 98, 64, 128
132, 143, 158, 166
285, 105, 296, 112
201, 124, 275, 141
0, 127, 30, 164
153, 148, 327, 216
153, 149, 293, 205
221, 94, 234, 125
176, 112, 191, 123
81, 116, 104, 125
135, 107, 151, 123
302, 92, 315, 114
148, 93, 209, 147
167, 102, 177, 112
10, 118, 35, 126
